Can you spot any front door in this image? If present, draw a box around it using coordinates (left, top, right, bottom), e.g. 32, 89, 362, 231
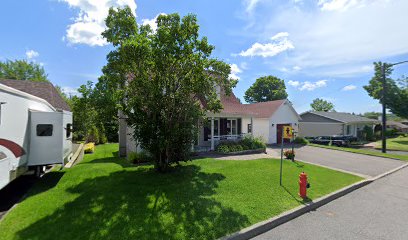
277, 124, 291, 144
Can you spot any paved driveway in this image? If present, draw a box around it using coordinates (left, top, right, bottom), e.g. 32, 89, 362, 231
252, 165, 408, 240
268, 145, 405, 177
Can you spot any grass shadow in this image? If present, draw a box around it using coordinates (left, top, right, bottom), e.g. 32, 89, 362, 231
16, 164, 249, 240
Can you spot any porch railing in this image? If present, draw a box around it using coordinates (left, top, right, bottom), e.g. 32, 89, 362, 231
209, 133, 250, 142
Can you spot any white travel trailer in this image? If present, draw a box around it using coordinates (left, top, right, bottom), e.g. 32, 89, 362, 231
0, 79, 73, 190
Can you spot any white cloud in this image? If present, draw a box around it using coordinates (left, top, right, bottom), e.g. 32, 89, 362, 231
61, 86, 80, 97
342, 84, 357, 91
26, 50, 39, 59
288, 80, 300, 87
280, 65, 301, 73
318, 0, 373, 12
244, 0, 261, 15
229, 63, 242, 80
258, 0, 408, 70
299, 80, 328, 91
61, 0, 137, 46
238, 32, 294, 58
141, 13, 166, 32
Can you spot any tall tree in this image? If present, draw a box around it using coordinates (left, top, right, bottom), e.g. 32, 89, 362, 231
101, 7, 235, 172
364, 62, 408, 118
244, 76, 288, 103
0, 60, 48, 82
310, 98, 335, 112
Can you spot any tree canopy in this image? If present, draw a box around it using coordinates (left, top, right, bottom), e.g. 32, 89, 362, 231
310, 98, 335, 112
101, 7, 235, 171
244, 76, 288, 103
364, 62, 408, 119
0, 59, 49, 82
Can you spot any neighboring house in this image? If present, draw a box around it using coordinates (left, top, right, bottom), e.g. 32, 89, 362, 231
0, 79, 72, 190
400, 119, 408, 126
386, 121, 408, 133
299, 111, 379, 138
119, 89, 301, 156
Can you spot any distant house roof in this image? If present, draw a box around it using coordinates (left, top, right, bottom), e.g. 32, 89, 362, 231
387, 121, 408, 129
218, 90, 296, 118
0, 79, 71, 111
301, 111, 378, 124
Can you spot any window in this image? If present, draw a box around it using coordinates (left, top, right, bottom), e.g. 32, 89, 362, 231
213, 119, 219, 137
227, 119, 237, 135
66, 123, 73, 138
37, 124, 53, 136
248, 124, 252, 133
346, 125, 351, 135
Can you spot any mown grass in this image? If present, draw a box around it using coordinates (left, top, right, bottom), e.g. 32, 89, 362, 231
309, 143, 408, 161
0, 144, 362, 240
376, 136, 408, 151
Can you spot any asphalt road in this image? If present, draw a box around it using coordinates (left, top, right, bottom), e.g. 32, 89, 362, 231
269, 145, 406, 177
252, 165, 408, 240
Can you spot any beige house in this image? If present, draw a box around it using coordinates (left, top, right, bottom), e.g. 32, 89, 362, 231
299, 111, 379, 138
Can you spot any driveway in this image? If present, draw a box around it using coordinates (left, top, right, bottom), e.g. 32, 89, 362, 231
252, 165, 408, 240
268, 145, 406, 177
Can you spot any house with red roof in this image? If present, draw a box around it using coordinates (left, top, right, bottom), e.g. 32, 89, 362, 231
119, 88, 300, 156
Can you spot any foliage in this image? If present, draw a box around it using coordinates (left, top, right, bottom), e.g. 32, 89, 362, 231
364, 62, 408, 118
216, 135, 266, 153
84, 143, 95, 154
101, 7, 236, 172
362, 125, 375, 141
283, 149, 295, 159
293, 137, 309, 144
87, 125, 100, 145
0, 143, 362, 240
310, 98, 335, 112
128, 151, 151, 164
244, 75, 288, 103
0, 59, 49, 82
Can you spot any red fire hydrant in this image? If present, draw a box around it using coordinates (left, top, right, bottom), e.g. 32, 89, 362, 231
299, 172, 308, 199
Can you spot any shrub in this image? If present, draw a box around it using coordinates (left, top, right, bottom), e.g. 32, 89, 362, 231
216, 145, 230, 154
84, 142, 95, 154
362, 126, 375, 141
241, 135, 266, 150
99, 125, 108, 144
87, 126, 99, 145
283, 149, 295, 159
128, 151, 152, 164
293, 137, 309, 144
385, 129, 398, 137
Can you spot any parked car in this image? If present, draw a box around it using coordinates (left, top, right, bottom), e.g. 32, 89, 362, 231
310, 136, 350, 147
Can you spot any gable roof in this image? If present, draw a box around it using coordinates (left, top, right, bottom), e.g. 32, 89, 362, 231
387, 121, 408, 129
219, 90, 290, 118
0, 79, 71, 111
302, 111, 379, 124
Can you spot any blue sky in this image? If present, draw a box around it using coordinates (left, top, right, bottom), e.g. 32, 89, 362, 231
1, 0, 407, 114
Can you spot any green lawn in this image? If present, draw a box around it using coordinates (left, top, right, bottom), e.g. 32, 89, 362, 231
309, 143, 408, 161
376, 136, 408, 151
0, 144, 362, 240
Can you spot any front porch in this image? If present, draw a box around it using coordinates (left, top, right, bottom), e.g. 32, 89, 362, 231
196, 117, 254, 151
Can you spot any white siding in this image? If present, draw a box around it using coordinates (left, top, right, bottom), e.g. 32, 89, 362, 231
269, 102, 300, 144
252, 118, 269, 143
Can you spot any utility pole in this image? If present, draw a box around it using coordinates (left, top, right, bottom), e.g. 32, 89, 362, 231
381, 63, 387, 153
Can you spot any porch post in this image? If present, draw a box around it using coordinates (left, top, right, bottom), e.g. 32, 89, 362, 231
250, 117, 253, 135
211, 117, 215, 150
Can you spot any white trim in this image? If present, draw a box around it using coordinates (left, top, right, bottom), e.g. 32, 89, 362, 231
270, 100, 301, 120
0, 83, 56, 111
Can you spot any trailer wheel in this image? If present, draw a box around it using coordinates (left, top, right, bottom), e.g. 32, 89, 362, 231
34, 166, 45, 178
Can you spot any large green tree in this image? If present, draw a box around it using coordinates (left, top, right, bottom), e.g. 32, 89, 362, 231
364, 62, 408, 119
310, 98, 335, 112
0, 59, 48, 82
244, 76, 288, 103
101, 7, 235, 171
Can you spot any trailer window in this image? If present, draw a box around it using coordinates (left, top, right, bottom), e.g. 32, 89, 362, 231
66, 123, 72, 138
37, 124, 53, 136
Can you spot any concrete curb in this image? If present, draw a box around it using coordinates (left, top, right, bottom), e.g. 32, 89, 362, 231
221, 162, 408, 240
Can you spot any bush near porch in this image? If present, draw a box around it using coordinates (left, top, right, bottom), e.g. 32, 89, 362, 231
216, 135, 266, 154
0, 143, 362, 240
